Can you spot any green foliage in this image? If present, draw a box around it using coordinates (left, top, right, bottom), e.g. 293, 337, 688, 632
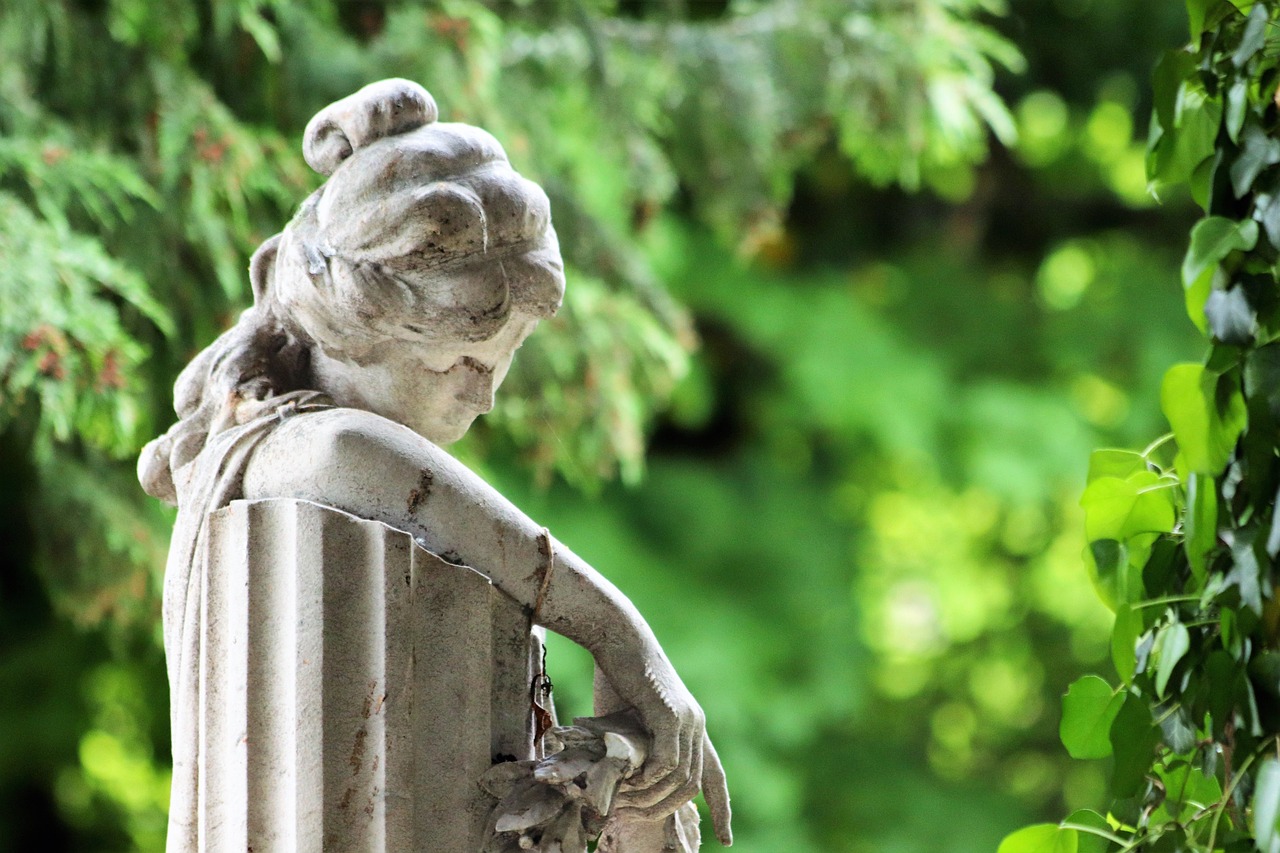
1002, 2, 1280, 851
0, 0, 1032, 849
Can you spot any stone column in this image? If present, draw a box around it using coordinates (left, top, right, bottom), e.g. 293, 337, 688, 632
197, 498, 537, 852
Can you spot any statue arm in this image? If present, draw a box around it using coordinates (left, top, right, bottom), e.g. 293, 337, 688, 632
239, 407, 730, 842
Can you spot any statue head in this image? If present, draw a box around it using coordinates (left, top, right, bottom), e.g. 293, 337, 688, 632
139, 80, 564, 503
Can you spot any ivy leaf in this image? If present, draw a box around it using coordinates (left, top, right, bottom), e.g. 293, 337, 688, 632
1081, 471, 1177, 542
1154, 621, 1191, 697
1245, 343, 1280, 420
1226, 78, 1248, 142
1205, 285, 1258, 345
1150, 81, 1223, 191
1087, 539, 1136, 608
1187, 0, 1212, 40
1182, 217, 1259, 286
1161, 363, 1246, 474
1205, 651, 1242, 739
1253, 757, 1280, 853
1185, 472, 1219, 582
997, 824, 1079, 853
1062, 810, 1109, 853
1060, 676, 1124, 759
1112, 603, 1141, 681
1231, 2, 1269, 67
1226, 525, 1265, 615
1254, 181, 1280, 249
1110, 693, 1159, 797
1087, 449, 1147, 484
1153, 50, 1196, 134
1187, 0, 1238, 42
1269, 482, 1280, 557
1156, 702, 1197, 754
1230, 124, 1280, 197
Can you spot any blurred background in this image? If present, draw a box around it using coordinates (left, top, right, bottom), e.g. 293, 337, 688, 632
0, 0, 1207, 850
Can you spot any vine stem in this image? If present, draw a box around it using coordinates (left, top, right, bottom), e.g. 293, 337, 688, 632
1059, 822, 1129, 846
1132, 595, 1200, 610
1207, 743, 1264, 851
1141, 432, 1175, 458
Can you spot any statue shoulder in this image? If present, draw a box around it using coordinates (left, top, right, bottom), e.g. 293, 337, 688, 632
241, 405, 451, 506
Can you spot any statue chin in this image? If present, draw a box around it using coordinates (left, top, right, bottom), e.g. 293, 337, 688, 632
409, 410, 479, 446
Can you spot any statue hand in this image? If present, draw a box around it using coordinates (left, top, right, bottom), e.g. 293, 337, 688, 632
609, 658, 733, 846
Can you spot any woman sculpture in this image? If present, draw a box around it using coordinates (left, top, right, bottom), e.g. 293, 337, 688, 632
138, 80, 730, 852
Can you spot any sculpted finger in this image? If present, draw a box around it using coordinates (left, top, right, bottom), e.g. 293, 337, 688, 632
701, 733, 732, 846
625, 734, 703, 819
619, 719, 695, 809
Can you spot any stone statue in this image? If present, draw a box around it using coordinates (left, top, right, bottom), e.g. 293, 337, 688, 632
138, 79, 731, 852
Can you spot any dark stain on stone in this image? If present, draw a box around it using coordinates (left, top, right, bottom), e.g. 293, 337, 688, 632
350, 727, 367, 773
407, 468, 434, 514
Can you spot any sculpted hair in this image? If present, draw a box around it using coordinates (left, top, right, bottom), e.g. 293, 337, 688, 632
138, 80, 565, 503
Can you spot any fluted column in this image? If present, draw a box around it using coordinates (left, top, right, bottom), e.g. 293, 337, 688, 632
198, 498, 536, 852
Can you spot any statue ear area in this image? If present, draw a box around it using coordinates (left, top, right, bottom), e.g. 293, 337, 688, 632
303, 79, 439, 176
249, 233, 282, 306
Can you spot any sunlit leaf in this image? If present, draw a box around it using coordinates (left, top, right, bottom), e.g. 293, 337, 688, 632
1181, 217, 1258, 287
1254, 757, 1280, 853
1061, 810, 1110, 853
1081, 471, 1177, 542
998, 824, 1078, 853
1087, 449, 1146, 484
1060, 676, 1124, 759
1153, 621, 1191, 697
1161, 363, 1246, 474
1184, 472, 1218, 581
1112, 604, 1141, 681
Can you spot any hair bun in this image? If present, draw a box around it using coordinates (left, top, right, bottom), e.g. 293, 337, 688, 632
303, 79, 438, 176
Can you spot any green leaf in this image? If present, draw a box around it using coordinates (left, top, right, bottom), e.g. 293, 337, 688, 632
1227, 525, 1265, 615
1245, 344, 1280, 421
1061, 676, 1125, 759
1062, 810, 1110, 853
1185, 472, 1219, 582
1253, 757, 1280, 853
1231, 2, 1268, 67
1230, 124, 1280, 197
1184, 265, 1216, 333
1161, 363, 1246, 474
1110, 693, 1159, 797
1188, 0, 1216, 41
1087, 539, 1135, 608
1112, 603, 1141, 680
1269, 483, 1280, 557
1081, 471, 1177, 542
1156, 702, 1197, 754
1226, 79, 1248, 143
1087, 449, 1147, 484
1204, 285, 1257, 345
1158, 760, 1222, 811
1149, 78, 1223, 192
1182, 217, 1259, 286
1153, 50, 1197, 134
998, 824, 1079, 853
1154, 621, 1191, 697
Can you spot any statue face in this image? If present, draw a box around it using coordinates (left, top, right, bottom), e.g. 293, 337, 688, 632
311, 308, 541, 445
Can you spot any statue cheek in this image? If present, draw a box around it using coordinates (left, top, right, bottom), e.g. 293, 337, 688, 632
454, 370, 496, 413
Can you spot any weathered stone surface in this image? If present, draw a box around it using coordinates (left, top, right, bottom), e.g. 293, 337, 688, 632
199, 498, 536, 851
140, 78, 731, 852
